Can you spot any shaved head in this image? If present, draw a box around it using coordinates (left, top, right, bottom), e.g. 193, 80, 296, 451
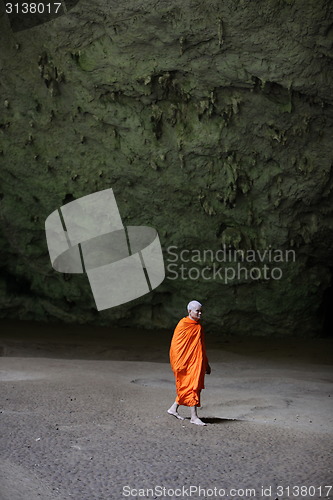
187, 300, 202, 312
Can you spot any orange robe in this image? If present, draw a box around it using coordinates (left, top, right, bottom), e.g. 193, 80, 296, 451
169, 316, 208, 407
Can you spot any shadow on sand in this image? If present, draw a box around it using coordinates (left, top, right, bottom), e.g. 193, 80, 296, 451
201, 417, 240, 425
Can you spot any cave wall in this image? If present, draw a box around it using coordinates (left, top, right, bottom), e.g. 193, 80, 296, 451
0, 0, 333, 336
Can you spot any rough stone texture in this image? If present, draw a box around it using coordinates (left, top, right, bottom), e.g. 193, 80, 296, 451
0, 0, 332, 336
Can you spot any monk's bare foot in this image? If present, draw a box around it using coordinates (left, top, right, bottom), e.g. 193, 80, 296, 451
190, 417, 206, 426
167, 408, 184, 420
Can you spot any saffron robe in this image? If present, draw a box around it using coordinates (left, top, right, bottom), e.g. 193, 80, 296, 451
169, 316, 209, 407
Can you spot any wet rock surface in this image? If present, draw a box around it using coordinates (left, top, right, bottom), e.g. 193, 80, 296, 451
0, 0, 332, 335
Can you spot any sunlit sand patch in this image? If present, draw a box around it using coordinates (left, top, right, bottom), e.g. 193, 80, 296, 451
131, 378, 174, 387
0, 370, 44, 381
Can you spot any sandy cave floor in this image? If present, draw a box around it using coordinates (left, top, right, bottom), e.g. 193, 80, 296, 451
0, 320, 332, 500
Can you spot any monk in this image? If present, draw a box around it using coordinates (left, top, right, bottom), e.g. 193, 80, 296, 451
168, 300, 211, 426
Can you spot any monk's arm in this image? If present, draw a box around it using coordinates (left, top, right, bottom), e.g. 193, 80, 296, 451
203, 350, 211, 374
202, 330, 211, 374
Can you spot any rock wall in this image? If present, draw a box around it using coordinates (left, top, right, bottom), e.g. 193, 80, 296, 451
0, 0, 332, 335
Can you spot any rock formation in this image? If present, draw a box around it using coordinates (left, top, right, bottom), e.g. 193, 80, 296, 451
0, 0, 332, 336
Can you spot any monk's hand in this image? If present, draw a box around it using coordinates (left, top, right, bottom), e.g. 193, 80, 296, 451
206, 364, 211, 375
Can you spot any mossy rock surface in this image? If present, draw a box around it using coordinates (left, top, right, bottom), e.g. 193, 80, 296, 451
0, 0, 332, 336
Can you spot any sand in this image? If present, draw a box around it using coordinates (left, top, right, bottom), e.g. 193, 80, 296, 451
0, 320, 332, 500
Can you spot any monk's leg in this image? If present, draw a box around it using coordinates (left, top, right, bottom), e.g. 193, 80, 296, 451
190, 406, 206, 426
167, 401, 184, 420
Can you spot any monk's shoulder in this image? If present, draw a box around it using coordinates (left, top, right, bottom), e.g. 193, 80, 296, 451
173, 317, 187, 333
174, 317, 202, 336
178, 317, 188, 327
